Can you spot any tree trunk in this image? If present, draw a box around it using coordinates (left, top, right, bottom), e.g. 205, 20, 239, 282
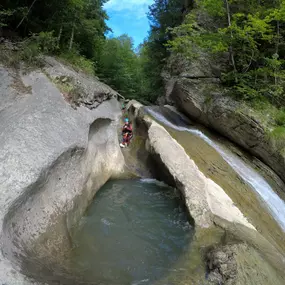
69, 23, 74, 51
16, 0, 38, 30
274, 0, 280, 85
274, 72, 277, 85
276, 20, 280, 55
57, 25, 63, 48
224, 0, 238, 82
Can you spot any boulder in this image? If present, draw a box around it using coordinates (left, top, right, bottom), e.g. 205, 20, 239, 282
207, 243, 285, 285
207, 245, 237, 284
0, 61, 124, 284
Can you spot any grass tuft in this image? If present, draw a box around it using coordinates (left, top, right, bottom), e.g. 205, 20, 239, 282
274, 109, 285, 126
59, 51, 95, 75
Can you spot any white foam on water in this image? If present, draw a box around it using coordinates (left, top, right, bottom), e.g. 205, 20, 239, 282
101, 218, 112, 226
132, 279, 149, 285
140, 178, 168, 188
146, 107, 285, 231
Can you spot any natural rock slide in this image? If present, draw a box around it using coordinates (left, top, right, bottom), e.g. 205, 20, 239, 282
0, 58, 285, 284
125, 100, 285, 285
145, 106, 285, 232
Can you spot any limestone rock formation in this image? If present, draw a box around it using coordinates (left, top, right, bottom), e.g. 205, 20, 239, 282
127, 100, 256, 230
207, 243, 285, 285
127, 100, 285, 285
163, 54, 285, 184
0, 61, 124, 284
43, 56, 119, 109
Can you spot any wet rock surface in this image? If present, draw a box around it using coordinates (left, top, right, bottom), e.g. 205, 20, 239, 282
207, 242, 285, 285
126, 100, 255, 230
207, 245, 238, 284
127, 100, 285, 285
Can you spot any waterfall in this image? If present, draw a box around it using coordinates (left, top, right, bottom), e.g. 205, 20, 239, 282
145, 107, 285, 231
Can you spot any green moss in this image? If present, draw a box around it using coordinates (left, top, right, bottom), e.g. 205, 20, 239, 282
270, 126, 285, 138
268, 126, 285, 151
204, 94, 212, 106
239, 98, 285, 130
274, 110, 285, 126
235, 95, 285, 130
0, 43, 43, 69
58, 52, 95, 75
249, 97, 272, 111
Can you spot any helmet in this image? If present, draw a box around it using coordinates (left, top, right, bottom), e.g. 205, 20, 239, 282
124, 118, 129, 123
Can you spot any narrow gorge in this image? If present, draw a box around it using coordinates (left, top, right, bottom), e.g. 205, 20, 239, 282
0, 56, 285, 285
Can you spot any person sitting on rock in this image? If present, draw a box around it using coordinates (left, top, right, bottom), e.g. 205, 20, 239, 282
120, 118, 133, 148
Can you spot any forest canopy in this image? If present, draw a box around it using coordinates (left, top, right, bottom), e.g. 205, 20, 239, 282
1, 0, 285, 107
168, 0, 285, 107
0, 0, 188, 102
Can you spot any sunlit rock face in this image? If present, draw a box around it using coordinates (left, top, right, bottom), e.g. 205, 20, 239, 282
0, 62, 124, 284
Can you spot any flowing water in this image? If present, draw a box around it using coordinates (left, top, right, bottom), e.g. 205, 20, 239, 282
23, 107, 285, 285
145, 107, 285, 253
69, 179, 194, 285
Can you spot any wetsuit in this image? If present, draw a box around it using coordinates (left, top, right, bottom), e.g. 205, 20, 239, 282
122, 123, 133, 145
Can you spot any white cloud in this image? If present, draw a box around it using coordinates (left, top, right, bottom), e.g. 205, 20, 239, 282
104, 0, 153, 14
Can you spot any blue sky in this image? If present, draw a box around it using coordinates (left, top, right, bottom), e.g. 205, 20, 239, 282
104, 0, 153, 48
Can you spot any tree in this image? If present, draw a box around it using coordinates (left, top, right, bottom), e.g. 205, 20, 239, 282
167, 0, 285, 106
1, 0, 109, 59
97, 35, 140, 98
138, 0, 190, 102
0, 7, 14, 28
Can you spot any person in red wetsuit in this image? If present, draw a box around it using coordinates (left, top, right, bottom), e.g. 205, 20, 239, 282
120, 118, 133, 148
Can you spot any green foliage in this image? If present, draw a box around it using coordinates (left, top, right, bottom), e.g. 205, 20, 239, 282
271, 126, 285, 138
95, 34, 158, 102
135, 0, 190, 102
167, 0, 285, 108
167, 11, 228, 58
275, 109, 285, 126
1, 0, 108, 59
0, 7, 14, 27
245, 97, 285, 128
1, 32, 59, 67
35, 32, 58, 54
59, 50, 95, 75
97, 35, 138, 97
199, 0, 225, 17
269, 126, 285, 150
20, 41, 41, 64
0, 45, 20, 67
